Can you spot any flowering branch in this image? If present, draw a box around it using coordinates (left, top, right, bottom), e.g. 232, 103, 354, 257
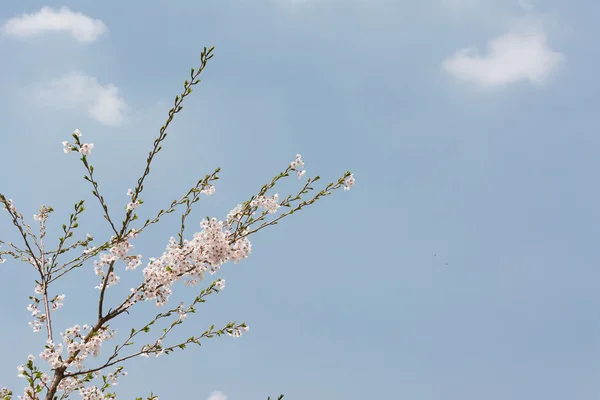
65, 321, 247, 378
0, 45, 354, 400
95, 47, 216, 325
63, 131, 118, 236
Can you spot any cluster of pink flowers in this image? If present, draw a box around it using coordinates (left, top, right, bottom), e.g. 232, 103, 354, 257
77, 386, 106, 400
56, 367, 125, 399
290, 154, 306, 178
226, 325, 249, 338
93, 231, 142, 290
225, 204, 244, 225
16, 355, 51, 400
27, 288, 65, 333
201, 184, 215, 196
62, 324, 115, 370
38, 323, 115, 372
125, 189, 141, 211
344, 174, 355, 190
135, 217, 251, 307
250, 194, 280, 214
17, 386, 36, 400
32, 207, 50, 222
61, 129, 94, 156
84, 208, 250, 310
39, 340, 63, 369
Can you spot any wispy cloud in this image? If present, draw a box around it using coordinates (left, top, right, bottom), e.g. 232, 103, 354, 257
2, 6, 107, 43
34, 72, 127, 126
207, 391, 227, 400
441, 27, 564, 87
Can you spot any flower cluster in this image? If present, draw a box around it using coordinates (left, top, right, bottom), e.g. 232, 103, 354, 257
62, 129, 95, 156
134, 218, 251, 307
140, 340, 164, 358
27, 284, 66, 333
25, 293, 65, 332
93, 232, 142, 289
39, 340, 63, 369
176, 302, 188, 321
344, 174, 355, 190
225, 204, 244, 226
32, 206, 52, 222
57, 366, 126, 399
290, 154, 306, 179
26, 294, 44, 332
226, 325, 249, 338
62, 324, 116, 370
200, 185, 215, 196
125, 189, 140, 211
78, 386, 105, 400
51, 294, 66, 312
250, 194, 280, 214
38, 324, 116, 372
15, 355, 51, 400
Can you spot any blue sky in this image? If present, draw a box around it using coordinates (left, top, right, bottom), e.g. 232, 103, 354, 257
1, 0, 600, 399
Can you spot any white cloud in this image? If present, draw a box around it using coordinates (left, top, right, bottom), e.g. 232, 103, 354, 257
34, 72, 128, 126
441, 27, 564, 87
207, 391, 227, 400
2, 6, 107, 43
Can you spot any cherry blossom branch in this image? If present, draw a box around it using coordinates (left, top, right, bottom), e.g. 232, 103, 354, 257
240, 172, 353, 239
0, 239, 29, 263
48, 238, 116, 284
233, 174, 319, 238
119, 46, 215, 239
48, 200, 87, 272
66, 132, 120, 237
65, 321, 246, 378
0, 199, 57, 344
0, 195, 42, 271
177, 174, 217, 246
97, 279, 223, 371
52, 168, 218, 283
97, 46, 215, 322
132, 168, 220, 244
